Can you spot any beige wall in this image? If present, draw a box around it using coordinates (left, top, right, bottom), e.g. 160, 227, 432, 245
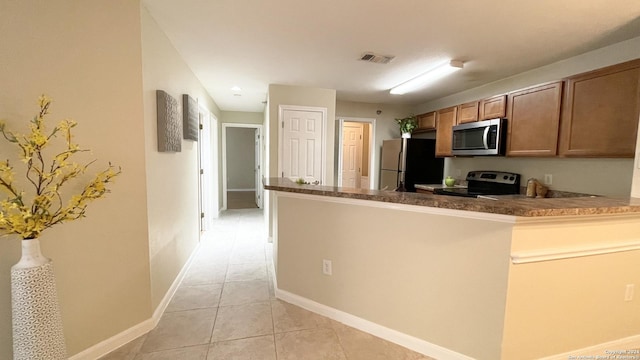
503, 216, 640, 359
221, 111, 264, 124
362, 123, 370, 177
335, 101, 414, 189
226, 127, 256, 189
275, 194, 513, 359
413, 37, 640, 197
141, 6, 220, 310
266, 85, 336, 238
274, 193, 640, 359
267, 84, 337, 184
446, 157, 633, 197
0, 1, 152, 357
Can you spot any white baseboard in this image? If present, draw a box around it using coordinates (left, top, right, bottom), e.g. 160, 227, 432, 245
68, 318, 154, 360
538, 334, 640, 360
68, 242, 201, 360
274, 288, 474, 360
276, 287, 640, 360
151, 241, 201, 326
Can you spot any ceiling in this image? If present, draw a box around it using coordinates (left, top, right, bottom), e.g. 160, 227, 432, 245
143, 0, 640, 113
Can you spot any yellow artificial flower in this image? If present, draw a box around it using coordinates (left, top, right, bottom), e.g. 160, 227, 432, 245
38, 95, 52, 108
0, 95, 121, 239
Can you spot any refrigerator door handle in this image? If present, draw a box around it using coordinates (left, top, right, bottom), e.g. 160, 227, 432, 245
396, 148, 403, 185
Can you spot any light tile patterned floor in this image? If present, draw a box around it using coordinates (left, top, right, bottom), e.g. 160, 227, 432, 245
100, 209, 433, 360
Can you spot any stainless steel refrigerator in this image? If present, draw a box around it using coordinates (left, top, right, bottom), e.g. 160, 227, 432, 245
380, 138, 444, 192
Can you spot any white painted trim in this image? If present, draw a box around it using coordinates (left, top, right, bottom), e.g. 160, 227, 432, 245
337, 117, 376, 189
538, 334, 640, 360
275, 288, 474, 360
274, 190, 518, 223
211, 113, 220, 218
514, 212, 640, 224
336, 118, 344, 187
152, 241, 201, 324
227, 188, 257, 192
68, 318, 154, 360
511, 239, 640, 264
278, 105, 328, 185
68, 242, 201, 360
197, 104, 214, 231
222, 123, 263, 210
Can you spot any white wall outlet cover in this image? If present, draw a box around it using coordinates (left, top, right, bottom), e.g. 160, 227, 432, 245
322, 259, 332, 275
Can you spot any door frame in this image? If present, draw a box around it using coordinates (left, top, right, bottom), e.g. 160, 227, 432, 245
336, 117, 376, 189
221, 123, 263, 211
278, 105, 327, 184
197, 104, 218, 238
254, 128, 263, 208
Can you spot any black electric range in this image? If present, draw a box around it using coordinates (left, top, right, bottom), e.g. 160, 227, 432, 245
433, 171, 521, 198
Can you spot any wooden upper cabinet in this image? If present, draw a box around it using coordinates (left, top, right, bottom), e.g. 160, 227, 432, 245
506, 81, 563, 157
435, 106, 458, 157
457, 101, 479, 124
479, 95, 507, 120
416, 111, 436, 131
559, 59, 640, 157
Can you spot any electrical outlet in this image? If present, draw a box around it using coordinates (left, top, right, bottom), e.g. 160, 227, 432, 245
322, 259, 332, 276
544, 174, 553, 185
456, 169, 462, 177
625, 284, 635, 301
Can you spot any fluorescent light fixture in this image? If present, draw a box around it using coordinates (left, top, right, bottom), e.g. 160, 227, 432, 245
231, 86, 242, 92
390, 60, 464, 95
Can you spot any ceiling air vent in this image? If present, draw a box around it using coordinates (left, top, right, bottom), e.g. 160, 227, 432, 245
359, 52, 395, 64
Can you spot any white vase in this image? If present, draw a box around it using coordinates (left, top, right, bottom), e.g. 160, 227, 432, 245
401, 132, 411, 139
11, 238, 67, 360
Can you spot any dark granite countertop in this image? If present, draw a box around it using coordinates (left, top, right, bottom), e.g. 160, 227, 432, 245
264, 178, 640, 217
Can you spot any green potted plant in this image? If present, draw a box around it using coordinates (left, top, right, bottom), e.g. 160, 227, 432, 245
396, 115, 417, 138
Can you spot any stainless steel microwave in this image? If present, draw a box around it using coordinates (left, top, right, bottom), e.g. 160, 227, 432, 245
451, 118, 507, 156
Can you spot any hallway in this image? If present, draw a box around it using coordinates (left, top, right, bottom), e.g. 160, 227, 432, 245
101, 209, 432, 360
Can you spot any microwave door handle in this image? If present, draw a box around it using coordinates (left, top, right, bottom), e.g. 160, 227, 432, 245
482, 126, 490, 149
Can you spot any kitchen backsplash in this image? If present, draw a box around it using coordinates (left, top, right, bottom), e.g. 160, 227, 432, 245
444, 157, 633, 197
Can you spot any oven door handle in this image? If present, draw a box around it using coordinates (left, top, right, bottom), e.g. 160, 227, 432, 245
482, 126, 490, 149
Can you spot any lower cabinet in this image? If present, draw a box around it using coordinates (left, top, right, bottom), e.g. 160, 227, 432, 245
506, 81, 563, 156
435, 106, 458, 157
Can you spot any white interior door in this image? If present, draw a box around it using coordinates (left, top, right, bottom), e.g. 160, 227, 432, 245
281, 109, 324, 183
198, 111, 212, 231
254, 128, 262, 208
342, 123, 362, 188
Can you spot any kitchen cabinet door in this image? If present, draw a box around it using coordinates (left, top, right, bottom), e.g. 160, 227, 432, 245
416, 111, 436, 131
559, 59, 640, 157
479, 95, 507, 120
457, 101, 479, 124
435, 106, 458, 157
506, 81, 563, 157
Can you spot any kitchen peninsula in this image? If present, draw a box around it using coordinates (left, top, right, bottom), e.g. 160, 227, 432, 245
265, 178, 640, 360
